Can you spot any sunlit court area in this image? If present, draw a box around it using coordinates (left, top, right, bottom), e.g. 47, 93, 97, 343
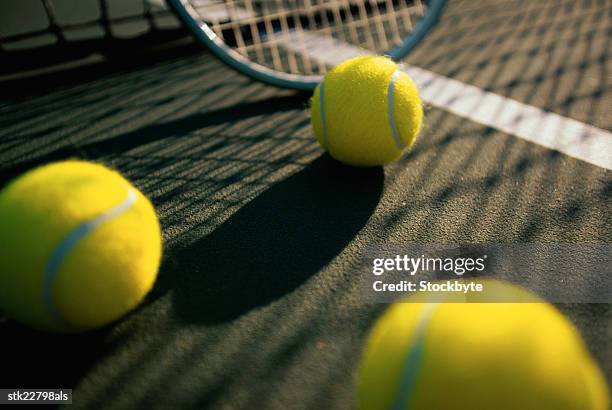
0, 1, 610, 409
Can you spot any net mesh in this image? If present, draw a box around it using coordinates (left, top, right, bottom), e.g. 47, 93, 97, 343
0, 1, 181, 50
183, 0, 429, 75
0, 0, 185, 76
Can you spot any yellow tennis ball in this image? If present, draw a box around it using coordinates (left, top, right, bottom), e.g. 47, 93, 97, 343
357, 280, 610, 410
311, 55, 423, 166
0, 160, 162, 333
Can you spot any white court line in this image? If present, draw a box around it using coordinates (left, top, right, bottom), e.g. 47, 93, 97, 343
404, 65, 612, 170
278, 32, 612, 170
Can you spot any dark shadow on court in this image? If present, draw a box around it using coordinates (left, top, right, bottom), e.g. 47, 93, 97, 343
0, 320, 112, 391
156, 155, 384, 324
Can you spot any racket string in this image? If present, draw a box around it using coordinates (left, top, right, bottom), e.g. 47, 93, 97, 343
187, 0, 430, 75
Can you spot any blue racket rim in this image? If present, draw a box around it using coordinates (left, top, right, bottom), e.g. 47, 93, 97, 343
167, 0, 446, 90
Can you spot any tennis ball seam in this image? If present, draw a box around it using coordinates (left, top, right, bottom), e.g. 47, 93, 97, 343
42, 188, 138, 328
319, 79, 329, 151
391, 302, 438, 410
386, 69, 406, 150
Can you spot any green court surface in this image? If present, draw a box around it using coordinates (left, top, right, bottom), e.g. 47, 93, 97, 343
0, 1, 610, 409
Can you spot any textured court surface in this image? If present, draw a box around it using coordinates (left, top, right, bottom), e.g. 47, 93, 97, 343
0, 1, 610, 409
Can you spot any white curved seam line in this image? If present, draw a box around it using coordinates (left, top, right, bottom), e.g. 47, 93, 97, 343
42, 189, 138, 325
388, 69, 405, 150
391, 302, 439, 410
319, 81, 329, 150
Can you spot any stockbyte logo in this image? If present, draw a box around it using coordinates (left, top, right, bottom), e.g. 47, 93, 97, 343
372, 254, 488, 276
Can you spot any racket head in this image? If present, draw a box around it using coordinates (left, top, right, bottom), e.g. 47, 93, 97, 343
167, 0, 446, 90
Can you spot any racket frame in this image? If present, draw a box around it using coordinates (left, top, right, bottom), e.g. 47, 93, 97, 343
167, 0, 446, 90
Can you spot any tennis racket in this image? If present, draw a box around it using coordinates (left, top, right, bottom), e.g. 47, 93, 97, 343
167, 0, 445, 90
